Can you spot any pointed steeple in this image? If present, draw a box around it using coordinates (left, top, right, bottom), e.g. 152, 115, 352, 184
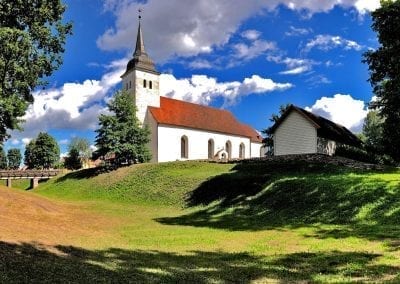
122, 11, 159, 76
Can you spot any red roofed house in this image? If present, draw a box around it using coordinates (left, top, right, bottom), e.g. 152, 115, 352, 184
120, 19, 264, 162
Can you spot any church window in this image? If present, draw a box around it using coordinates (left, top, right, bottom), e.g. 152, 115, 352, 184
181, 135, 188, 159
225, 141, 232, 160
208, 139, 214, 160
149, 81, 153, 89
143, 79, 147, 88
239, 143, 245, 159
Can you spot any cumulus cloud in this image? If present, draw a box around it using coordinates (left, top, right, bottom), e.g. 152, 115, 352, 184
9, 58, 126, 141
241, 30, 261, 40
233, 40, 276, 60
160, 73, 293, 106
304, 34, 363, 52
306, 94, 368, 132
98, 0, 379, 61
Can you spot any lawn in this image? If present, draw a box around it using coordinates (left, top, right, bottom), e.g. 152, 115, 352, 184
1, 159, 400, 283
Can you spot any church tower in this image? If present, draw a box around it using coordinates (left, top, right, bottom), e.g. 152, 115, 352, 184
121, 13, 160, 124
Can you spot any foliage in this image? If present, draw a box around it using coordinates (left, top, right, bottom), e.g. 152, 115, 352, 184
363, 0, 400, 161
24, 132, 60, 169
0, 147, 7, 169
335, 144, 377, 164
7, 148, 21, 169
64, 148, 82, 170
362, 110, 384, 154
261, 104, 291, 155
66, 137, 91, 169
94, 91, 151, 166
0, 0, 72, 142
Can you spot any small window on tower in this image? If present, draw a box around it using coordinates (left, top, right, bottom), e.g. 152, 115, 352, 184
149, 81, 153, 89
143, 79, 147, 88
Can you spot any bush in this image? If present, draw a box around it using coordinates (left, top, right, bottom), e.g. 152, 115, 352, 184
335, 144, 397, 166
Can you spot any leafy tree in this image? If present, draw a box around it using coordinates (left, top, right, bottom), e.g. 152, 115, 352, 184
94, 91, 151, 166
363, 0, 400, 161
0, 1, 72, 142
362, 110, 384, 154
64, 148, 82, 170
24, 132, 60, 169
262, 104, 291, 155
7, 148, 21, 169
67, 137, 92, 168
0, 148, 7, 169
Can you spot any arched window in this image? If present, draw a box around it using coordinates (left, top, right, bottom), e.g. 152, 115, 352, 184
225, 141, 232, 160
239, 143, 245, 159
143, 79, 147, 88
181, 135, 188, 159
260, 146, 264, 157
208, 139, 214, 160
149, 81, 153, 89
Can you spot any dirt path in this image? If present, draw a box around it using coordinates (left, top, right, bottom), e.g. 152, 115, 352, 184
0, 186, 117, 247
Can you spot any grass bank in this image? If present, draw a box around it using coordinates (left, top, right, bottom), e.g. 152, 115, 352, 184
1, 159, 400, 283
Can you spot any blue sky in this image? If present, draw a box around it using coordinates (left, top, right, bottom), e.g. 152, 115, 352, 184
5, 0, 381, 156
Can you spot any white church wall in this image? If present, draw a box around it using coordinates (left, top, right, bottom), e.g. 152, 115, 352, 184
129, 70, 160, 124
157, 125, 254, 162
251, 142, 265, 158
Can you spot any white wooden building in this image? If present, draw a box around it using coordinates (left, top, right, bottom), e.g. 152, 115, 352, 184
270, 105, 361, 156
121, 20, 264, 163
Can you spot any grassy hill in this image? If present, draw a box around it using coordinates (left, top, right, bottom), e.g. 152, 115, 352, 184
2, 158, 400, 282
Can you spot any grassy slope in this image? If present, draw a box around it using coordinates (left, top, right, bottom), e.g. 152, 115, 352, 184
2, 160, 400, 283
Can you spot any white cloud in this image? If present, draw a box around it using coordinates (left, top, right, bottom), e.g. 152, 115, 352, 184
267, 56, 318, 75
160, 73, 293, 106
285, 26, 312, 37
304, 34, 363, 52
98, 0, 379, 61
9, 58, 126, 140
241, 30, 261, 41
22, 138, 31, 145
233, 40, 276, 60
305, 94, 368, 132
188, 59, 213, 69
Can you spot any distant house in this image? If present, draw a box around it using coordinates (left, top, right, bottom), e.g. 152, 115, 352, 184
270, 105, 362, 156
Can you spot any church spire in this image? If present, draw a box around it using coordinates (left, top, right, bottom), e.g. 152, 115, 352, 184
122, 9, 159, 76
134, 10, 146, 56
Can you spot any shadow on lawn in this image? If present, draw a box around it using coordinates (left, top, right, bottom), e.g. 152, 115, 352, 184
157, 161, 400, 241
0, 241, 398, 283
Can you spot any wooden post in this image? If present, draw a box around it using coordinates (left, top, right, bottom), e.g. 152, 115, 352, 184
30, 178, 39, 189
6, 178, 12, 188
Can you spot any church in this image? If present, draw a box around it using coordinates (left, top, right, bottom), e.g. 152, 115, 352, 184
121, 19, 264, 163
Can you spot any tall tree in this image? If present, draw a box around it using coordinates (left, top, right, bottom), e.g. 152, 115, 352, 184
0, 147, 7, 169
0, 1, 72, 142
67, 137, 92, 167
24, 132, 60, 169
362, 110, 384, 154
363, 0, 400, 161
64, 148, 82, 170
7, 148, 21, 169
94, 91, 151, 165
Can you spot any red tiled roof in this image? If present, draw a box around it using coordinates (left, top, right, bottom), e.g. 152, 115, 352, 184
148, 97, 263, 143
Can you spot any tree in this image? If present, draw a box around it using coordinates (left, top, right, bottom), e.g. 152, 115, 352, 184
262, 104, 291, 155
24, 132, 60, 169
64, 148, 82, 170
0, 1, 72, 142
0, 148, 7, 169
363, 0, 400, 161
94, 91, 151, 166
7, 148, 21, 169
67, 137, 92, 168
362, 110, 384, 154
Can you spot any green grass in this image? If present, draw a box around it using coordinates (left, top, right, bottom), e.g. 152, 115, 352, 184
2, 159, 400, 283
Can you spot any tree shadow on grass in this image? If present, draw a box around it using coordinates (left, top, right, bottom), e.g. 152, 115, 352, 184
157, 161, 400, 243
0, 241, 398, 283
